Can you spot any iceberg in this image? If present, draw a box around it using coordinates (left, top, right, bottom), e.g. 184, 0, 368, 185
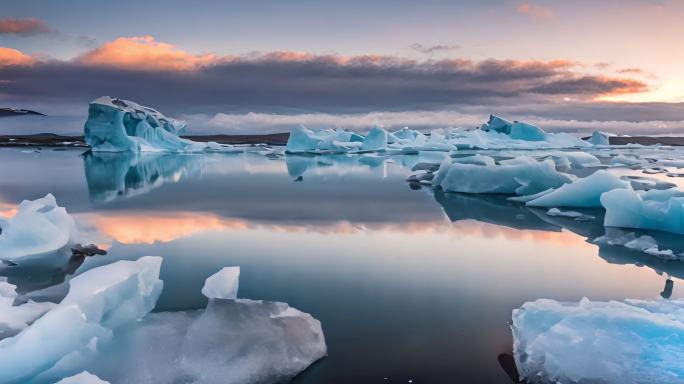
0, 194, 79, 263
286, 126, 364, 153
84, 97, 228, 152
361, 127, 388, 151
0, 256, 163, 383
54, 372, 109, 384
513, 297, 684, 384
201, 266, 240, 300
434, 158, 572, 195
526, 170, 628, 208
588, 130, 612, 145
602, 187, 684, 234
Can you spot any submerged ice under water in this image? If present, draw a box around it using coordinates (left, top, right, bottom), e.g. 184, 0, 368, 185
4, 134, 684, 383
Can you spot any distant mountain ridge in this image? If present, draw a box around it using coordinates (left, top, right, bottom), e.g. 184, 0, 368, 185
0, 108, 46, 117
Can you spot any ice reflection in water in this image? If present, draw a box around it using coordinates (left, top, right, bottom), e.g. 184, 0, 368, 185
0, 148, 683, 383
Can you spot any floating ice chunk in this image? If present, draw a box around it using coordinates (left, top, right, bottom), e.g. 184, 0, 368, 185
54, 372, 110, 384
0, 194, 79, 262
0, 278, 55, 338
361, 127, 388, 151
0, 256, 163, 383
508, 188, 555, 203
545, 208, 595, 221
479, 115, 513, 134
611, 154, 646, 167
602, 187, 684, 234
286, 126, 363, 152
84, 97, 227, 153
453, 154, 496, 166
435, 159, 572, 195
546, 151, 602, 168
621, 175, 677, 191
512, 297, 684, 384
623, 235, 658, 251
509, 122, 546, 141
201, 267, 240, 300
527, 170, 627, 208
588, 130, 612, 145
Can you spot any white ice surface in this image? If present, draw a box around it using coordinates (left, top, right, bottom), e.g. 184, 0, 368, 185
527, 170, 627, 208
53, 372, 109, 384
201, 266, 240, 300
602, 188, 684, 234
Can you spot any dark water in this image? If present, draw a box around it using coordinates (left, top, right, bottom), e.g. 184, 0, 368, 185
0, 148, 681, 384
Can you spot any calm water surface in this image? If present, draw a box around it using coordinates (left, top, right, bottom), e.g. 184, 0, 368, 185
0, 148, 682, 384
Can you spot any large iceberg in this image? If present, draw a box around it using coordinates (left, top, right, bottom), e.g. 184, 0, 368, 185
526, 170, 628, 208
0, 256, 163, 383
434, 158, 573, 195
513, 297, 684, 384
602, 187, 684, 234
84, 97, 227, 152
0, 194, 80, 263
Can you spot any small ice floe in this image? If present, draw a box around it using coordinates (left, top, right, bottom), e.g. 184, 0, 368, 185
545, 208, 595, 221
587, 130, 612, 145
602, 187, 684, 235
526, 170, 627, 208
512, 297, 684, 384
620, 175, 676, 191
433, 157, 572, 195
593, 229, 679, 260
54, 371, 110, 384
0, 194, 80, 263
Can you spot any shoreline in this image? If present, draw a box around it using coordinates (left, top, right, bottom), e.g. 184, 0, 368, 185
4, 132, 684, 148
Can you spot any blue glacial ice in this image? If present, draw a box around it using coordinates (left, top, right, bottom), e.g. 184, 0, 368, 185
513, 297, 684, 384
0, 256, 163, 383
433, 157, 572, 195
526, 170, 628, 208
84, 97, 232, 153
0, 194, 80, 263
602, 187, 684, 235
0, 277, 55, 338
201, 266, 240, 300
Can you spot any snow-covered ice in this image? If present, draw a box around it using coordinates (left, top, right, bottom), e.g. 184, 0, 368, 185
0, 194, 79, 263
513, 297, 684, 384
201, 266, 240, 300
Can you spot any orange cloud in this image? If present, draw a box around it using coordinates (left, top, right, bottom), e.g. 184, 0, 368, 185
76, 35, 219, 71
0, 47, 35, 67
517, 3, 554, 20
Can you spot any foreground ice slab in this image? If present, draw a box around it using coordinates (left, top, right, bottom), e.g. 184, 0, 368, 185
84, 97, 228, 152
0, 194, 79, 263
54, 372, 109, 384
513, 297, 684, 384
434, 158, 572, 195
602, 188, 684, 234
0, 256, 163, 383
90, 266, 326, 384
201, 266, 240, 300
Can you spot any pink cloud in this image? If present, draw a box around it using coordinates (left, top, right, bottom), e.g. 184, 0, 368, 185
0, 47, 35, 67
517, 2, 554, 20
76, 35, 219, 71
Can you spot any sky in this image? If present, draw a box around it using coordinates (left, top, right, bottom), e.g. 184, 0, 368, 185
1, 0, 684, 135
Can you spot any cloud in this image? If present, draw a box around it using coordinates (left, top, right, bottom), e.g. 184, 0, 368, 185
516, 3, 554, 20
0, 47, 35, 67
76, 35, 219, 71
0, 18, 52, 36
410, 43, 460, 55
0, 41, 647, 115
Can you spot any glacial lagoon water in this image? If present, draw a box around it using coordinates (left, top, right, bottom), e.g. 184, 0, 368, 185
1, 148, 684, 383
